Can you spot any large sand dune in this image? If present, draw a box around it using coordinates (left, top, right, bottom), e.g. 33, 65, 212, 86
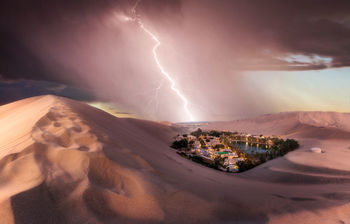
0, 95, 350, 223
205, 111, 350, 139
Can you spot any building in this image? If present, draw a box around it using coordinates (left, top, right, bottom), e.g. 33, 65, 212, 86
227, 164, 239, 172
201, 156, 215, 165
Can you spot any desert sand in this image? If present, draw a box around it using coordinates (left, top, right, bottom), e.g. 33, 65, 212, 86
0, 95, 350, 223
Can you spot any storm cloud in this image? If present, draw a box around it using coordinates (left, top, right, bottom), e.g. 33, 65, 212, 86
0, 0, 350, 121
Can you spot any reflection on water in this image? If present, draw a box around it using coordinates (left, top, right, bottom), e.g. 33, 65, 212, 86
233, 142, 268, 154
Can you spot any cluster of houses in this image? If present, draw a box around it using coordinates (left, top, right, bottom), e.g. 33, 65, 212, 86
174, 131, 281, 172
175, 134, 242, 172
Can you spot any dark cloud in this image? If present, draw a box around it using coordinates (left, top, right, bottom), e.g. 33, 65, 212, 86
0, 0, 182, 83
0, 31, 50, 81
173, 0, 350, 72
0, 0, 118, 83
0, 0, 186, 120
0, 0, 349, 121
1, 0, 349, 82
0, 79, 94, 105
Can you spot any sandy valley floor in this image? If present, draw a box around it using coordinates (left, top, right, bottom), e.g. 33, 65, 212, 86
0, 95, 349, 223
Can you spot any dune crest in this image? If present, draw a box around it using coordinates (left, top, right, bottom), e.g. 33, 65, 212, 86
0, 96, 166, 223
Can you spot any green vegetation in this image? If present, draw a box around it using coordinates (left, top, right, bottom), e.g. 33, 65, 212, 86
190, 128, 203, 137
191, 128, 238, 138
187, 154, 229, 170
189, 140, 195, 148
269, 138, 299, 157
208, 130, 221, 137
213, 144, 225, 150
236, 160, 254, 172
236, 138, 299, 172
171, 139, 188, 149
199, 138, 207, 148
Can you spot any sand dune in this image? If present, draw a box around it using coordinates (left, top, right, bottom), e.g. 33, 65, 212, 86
0, 95, 350, 223
204, 111, 350, 139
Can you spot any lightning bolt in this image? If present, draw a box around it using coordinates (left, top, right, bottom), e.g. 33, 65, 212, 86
139, 78, 164, 116
129, 0, 195, 122
154, 78, 164, 112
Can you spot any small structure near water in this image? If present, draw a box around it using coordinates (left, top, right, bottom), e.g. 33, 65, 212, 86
310, 147, 322, 153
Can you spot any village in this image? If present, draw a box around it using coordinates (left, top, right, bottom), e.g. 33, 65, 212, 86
171, 129, 299, 172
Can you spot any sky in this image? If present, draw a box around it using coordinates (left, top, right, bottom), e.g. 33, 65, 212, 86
0, 0, 350, 122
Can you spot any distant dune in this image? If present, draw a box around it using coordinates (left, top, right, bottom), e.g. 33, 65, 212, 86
0, 95, 350, 223
204, 111, 350, 139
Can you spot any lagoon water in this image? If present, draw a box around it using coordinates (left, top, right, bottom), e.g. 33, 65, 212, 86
233, 142, 268, 154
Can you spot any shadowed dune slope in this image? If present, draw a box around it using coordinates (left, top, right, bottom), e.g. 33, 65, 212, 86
0, 95, 350, 224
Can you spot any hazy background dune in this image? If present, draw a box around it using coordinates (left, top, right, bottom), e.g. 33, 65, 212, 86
205, 111, 350, 137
